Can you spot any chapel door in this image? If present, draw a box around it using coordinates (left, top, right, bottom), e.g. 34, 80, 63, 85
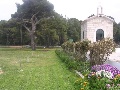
96, 29, 104, 41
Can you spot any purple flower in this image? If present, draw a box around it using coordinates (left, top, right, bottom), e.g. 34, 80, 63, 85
91, 64, 120, 78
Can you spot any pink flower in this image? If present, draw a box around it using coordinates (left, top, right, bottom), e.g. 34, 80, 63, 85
106, 84, 111, 88
117, 84, 120, 86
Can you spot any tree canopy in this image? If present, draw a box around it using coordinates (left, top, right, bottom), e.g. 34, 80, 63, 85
11, 0, 54, 50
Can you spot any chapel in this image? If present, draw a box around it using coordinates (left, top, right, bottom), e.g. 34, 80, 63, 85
81, 6, 114, 42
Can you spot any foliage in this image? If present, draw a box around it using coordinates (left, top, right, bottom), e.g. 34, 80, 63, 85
61, 38, 116, 75
87, 64, 120, 90
61, 40, 90, 61
113, 22, 120, 44
74, 40, 90, 61
61, 41, 74, 53
74, 78, 89, 90
38, 13, 68, 47
113, 74, 120, 86
11, 0, 54, 50
88, 71, 110, 90
55, 50, 90, 74
89, 38, 116, 66
0, 1, 81, 47
0, 20, 21, 45
67, 18, 81, 42
74, 64, 120, 90
55, 49, 77, 70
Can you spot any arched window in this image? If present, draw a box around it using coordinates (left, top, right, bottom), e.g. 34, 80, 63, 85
96, 29, 104, 41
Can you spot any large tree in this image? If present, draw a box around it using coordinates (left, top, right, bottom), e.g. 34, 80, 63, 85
36, 13, 68, 46
12, 0, 54, 50
38, 17, 59, 47
0, 20, 20, 45
113, 22, 120, 44
67, 18, 81, 42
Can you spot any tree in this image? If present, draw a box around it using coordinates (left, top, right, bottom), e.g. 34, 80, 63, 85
53, 13, 68, 45
12, 0, 54, 50
37, 13, 68, 46
0, 20, 8, 45
38, 17, 59, 47
113, 22, 120, 44
67, 18, 81, 42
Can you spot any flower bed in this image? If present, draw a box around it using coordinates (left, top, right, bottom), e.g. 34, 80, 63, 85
91, 64, 120, 79
75, 64, 120, 90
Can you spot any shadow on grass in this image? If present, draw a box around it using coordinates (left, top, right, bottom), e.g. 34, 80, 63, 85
0, 48, 53, 52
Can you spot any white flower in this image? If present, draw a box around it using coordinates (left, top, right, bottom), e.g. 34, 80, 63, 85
96, 70, 113, 79
103, 71, 113, 79
96, 70, 102, 77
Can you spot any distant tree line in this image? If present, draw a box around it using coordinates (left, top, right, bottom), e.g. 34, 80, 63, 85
0, 0, 81, 48
113, 22, 120, 44
0, 0, 120, 49
0, 17, 81, 47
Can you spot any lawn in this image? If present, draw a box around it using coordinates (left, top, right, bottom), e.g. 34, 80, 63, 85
0, 48, 78, 90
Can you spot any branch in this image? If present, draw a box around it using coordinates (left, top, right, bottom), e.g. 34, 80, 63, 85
23, 19, 31, 23
31, 12, 39, 21
35, 19, 41, 25
31, 12, 41, 25
23, 24, 31, 32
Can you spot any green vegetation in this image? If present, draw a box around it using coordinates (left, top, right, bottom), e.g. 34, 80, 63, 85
61, 38, 116, 66
59, 39, 119, 90
55, 50, 90, 75
0, 0, 81, 49
0, 48, 78, 90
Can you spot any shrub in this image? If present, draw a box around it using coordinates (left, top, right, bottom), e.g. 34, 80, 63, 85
74, 78, 89, 90
74, 40, 90, 61
87, 71, 112, 90
89, 38, 116, 66
61, 40, 90, 61
55, 50, 90, 74
55, 50, 77, 70
61, 41, 74, 53
113, 74, 120, 86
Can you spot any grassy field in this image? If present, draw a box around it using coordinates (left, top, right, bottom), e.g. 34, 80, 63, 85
0, 48, 78, 90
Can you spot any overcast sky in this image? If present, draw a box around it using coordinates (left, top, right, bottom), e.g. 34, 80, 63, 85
0, 0, 120, 23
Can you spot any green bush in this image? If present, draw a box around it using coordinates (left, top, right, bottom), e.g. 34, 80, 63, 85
61, 38, 116, 67
74, 40, 90, 61
55, 50, 77, 70
61, 40, 90, 61
89, 38, 116, 66
55, 50, 90, 74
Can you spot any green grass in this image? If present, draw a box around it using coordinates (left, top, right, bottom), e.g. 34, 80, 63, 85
0, 48, 78, 90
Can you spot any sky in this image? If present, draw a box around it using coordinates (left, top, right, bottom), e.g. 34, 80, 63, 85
0, 0, 120, 23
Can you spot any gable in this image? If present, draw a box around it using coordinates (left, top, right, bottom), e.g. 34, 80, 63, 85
82, 15, 114, 24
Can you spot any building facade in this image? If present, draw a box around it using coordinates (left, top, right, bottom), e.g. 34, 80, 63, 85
81, 7, 114, 42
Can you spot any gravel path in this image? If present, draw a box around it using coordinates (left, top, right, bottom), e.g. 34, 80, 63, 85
108, 48, 120, 62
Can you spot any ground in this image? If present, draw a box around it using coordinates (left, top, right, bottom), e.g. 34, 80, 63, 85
108, 48, 120, 62
0, 48, 78, 90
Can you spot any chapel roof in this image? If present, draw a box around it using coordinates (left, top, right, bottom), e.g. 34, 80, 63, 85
82, 6, 115, 24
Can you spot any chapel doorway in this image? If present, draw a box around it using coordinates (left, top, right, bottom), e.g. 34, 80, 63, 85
96, 29, 104, 41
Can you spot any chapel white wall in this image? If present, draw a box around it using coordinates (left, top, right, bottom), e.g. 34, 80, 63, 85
81, 16, 113, 42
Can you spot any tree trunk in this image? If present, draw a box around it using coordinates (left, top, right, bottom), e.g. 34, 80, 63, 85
23, 14, 38, 50
31, 21, 36, 50
30, 33, 36, 50
46, 35, 50, 48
